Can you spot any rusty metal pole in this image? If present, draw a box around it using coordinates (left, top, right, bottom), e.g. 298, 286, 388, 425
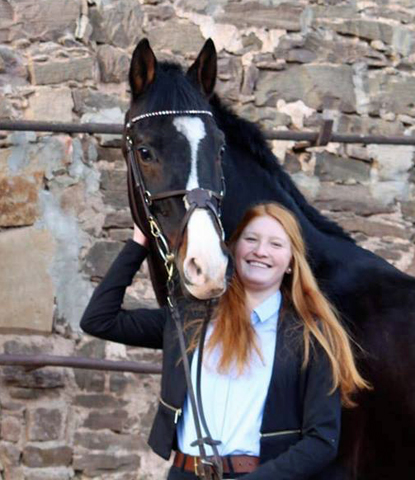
1, 119, 415, 145
0, 354, 162, 374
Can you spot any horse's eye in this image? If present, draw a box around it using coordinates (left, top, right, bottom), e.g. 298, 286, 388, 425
219, 145, 226, 160
137, 147, 153, 163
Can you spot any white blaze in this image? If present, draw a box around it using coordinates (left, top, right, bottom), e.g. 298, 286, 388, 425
173, 116, 206, 190
173, 116, 228, 297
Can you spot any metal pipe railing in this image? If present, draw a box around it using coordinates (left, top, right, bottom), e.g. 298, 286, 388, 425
1, 119, 415, 145
0, 354, 162, 374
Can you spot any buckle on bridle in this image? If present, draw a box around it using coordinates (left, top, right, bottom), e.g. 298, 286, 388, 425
195, 457, 216, 478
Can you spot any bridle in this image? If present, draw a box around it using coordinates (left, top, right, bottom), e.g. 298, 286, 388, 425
124, 109, 226, 479
125, 109, 226, 281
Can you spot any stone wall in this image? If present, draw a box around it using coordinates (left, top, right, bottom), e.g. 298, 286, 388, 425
1, 0, 415, 479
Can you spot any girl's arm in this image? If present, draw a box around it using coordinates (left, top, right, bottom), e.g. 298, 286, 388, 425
80, 226, 166, 349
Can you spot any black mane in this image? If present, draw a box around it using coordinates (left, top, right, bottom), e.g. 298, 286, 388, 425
210, 95, 354, 243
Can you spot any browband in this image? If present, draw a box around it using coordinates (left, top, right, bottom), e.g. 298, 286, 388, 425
127, 109, 213, 128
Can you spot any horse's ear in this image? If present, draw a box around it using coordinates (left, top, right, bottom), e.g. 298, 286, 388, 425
187, 39, 217, 97
129, 38, 157, 98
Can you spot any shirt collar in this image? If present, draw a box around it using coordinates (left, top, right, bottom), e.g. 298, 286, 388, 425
251, 290, 282, 325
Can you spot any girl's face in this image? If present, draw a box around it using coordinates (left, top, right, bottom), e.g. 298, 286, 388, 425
234, 215, 293, 295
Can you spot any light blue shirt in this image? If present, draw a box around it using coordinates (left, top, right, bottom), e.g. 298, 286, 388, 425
177, 290, 282, 456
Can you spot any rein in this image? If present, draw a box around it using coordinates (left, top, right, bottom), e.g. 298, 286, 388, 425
125, 109, 225, 480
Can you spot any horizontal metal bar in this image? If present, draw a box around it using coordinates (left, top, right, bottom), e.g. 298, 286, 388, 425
1, 120, 415, 145
0, 120, 124, 135
0, 354, 162, 374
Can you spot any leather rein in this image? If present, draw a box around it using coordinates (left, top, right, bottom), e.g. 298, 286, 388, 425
125, 109, 226, 479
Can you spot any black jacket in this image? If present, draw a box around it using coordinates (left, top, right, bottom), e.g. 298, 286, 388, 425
80, 240, 342, 480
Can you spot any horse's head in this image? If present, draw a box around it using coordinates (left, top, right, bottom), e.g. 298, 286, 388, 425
122, 38, 229, 301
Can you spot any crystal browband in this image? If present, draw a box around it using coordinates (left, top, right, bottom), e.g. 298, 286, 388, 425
127, 109, 213, 128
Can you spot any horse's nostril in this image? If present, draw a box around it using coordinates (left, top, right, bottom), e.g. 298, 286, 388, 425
188, 258, 202, 277
185, 258, 205, 285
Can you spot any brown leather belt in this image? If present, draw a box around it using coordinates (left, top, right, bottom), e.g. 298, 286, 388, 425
173, 451, 260, 475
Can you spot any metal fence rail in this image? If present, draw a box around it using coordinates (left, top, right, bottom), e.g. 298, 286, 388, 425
0, 354, 162, 374
2, 119, 415, 145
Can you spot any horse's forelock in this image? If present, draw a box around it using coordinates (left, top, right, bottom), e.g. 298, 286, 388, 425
140, 61, 210, 114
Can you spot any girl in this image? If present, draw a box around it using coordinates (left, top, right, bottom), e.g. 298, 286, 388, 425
80, 202, 368, 479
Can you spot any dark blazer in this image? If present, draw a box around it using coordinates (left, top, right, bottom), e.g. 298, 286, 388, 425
80, 240, 342, 480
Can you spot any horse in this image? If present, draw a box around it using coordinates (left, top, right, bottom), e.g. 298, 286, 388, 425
123, 38, 415, 479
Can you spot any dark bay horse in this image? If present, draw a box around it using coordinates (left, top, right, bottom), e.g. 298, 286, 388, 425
123, 38, 415, 479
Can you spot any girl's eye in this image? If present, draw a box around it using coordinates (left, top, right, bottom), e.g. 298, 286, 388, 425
271, 243, 282, 248
137, 147, 153, 163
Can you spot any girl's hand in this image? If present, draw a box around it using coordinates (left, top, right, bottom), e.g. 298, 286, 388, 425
133, 223, 148, 247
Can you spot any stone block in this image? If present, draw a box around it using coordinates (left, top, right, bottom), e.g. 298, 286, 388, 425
73, 452, 140, 475
74, 430, 140, 451
319, 18, 415, 56
102, 189, 129, 209
314, 184, 394, 216
20, 467, 74, 480
315, 152, 371, 183
97, 45, 129, 83
75, 338, 106, 359
0, 47, 27, 85
9, 388, 52, 400
22, 444, 72, 468
336, 216, 410, 240
402, 200, 415, 221
72, 89, 128, 116
74, 371, 105, 392
28, 55, 95, 86
0, 1, 13, 41
4, 0, 80, 42
10, 370, 63, 393
24, 87, 74, 123
367, 145, 414, 182
89, 1, 144, 48
325, 18, 395, 44
100, 168, 127, 192
109, 373, 129, 393
144, 4, 175, 22
3, 340, 48, 355
0, 417, 21, 443
255, 65, 356, 113
83, 409, 129, 432
334, 114, 404, 137
74, 394, 125, 409
0, 227, 55, 332
81, 108, 125, 147
148, 21, 205, 54
104, 210, 133, 229
108, 228, 133, 242
27, 408, 63, 441
216, 56, 243, 102
0, 95, 14, 119
0, 441, 20, 467
368, 73, 415, 116
0, 173, 43, 226
83, 240, 124, 278
217, 2, 303, 31
4, 466, 24, 480
284, 153, 302, 174
96, 146, 124, 162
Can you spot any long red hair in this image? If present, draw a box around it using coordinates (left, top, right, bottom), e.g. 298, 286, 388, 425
201, 202, 370, 407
